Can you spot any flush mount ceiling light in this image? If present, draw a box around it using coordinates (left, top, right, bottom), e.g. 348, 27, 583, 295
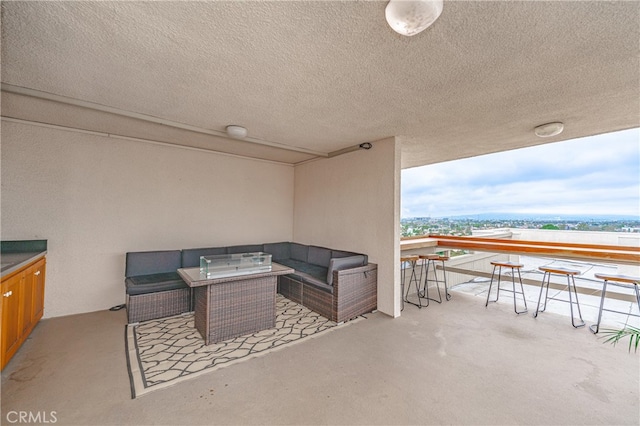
385, 0, 444, 37
226, 125, 248, 140
534, 122, 564, 138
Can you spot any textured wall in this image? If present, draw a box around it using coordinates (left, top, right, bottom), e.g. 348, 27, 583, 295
1, 121, 294, 318
293, 138, 401, 317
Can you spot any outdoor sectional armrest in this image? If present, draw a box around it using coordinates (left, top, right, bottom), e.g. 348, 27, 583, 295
327, 255, 367, 285
332, 263, 378, 323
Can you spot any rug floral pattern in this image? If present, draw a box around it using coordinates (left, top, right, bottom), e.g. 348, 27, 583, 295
126, 295, 357, 398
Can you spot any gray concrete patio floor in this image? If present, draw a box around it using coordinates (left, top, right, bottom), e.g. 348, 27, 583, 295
2, 290, 638, 425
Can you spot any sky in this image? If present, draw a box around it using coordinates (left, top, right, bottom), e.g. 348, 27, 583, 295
401, 128, 640, 219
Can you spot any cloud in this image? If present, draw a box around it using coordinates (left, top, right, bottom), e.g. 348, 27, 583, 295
401, 128, 640, 218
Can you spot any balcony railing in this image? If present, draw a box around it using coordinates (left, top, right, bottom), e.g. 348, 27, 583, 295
401, 234, 640, 265
400, 232, 640, 311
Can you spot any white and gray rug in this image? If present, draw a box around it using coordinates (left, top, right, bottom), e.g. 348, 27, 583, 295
125, 295, 362, 398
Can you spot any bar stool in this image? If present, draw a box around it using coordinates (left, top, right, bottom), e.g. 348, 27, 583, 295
400, 255, 421, 309
589, 273, 640, 334
485, 261, 528, 314
418, 254, 451, 306
534, 266, 584, 328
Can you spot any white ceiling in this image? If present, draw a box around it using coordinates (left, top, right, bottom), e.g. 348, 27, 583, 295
2, 1, 639, 167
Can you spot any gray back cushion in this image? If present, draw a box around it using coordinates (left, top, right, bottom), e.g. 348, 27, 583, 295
290, 243, 309, 262
308, 246, 332, 268
263, 242, 291, 260
332, 249, 368, 265
181, 247, 227, 268
227, 244, 264, 254
327, 255, 366, 285
125, 250, 182, 277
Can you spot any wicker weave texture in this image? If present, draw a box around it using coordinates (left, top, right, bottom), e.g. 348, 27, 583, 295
201, 276, 277, 344
278, 263, 378, 322
194, 286, 209, 340
334, 263, 378, 323
278, 275, 303, 304
302, 285, 334, 320
127, 288, 192, 323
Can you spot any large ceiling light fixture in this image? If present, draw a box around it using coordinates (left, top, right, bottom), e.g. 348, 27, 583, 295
385, 0, 444, 37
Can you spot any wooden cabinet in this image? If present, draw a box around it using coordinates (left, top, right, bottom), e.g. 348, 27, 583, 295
1, 272, 24, 367
30, 260, 46, 324
1, 257, 46, 370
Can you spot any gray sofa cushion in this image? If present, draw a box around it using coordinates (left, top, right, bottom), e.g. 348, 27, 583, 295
125, 250, 182, 277
181, 247, 227, 268
263, 242, 291, 261
278, 259, 333, 293
272, 258, 299, 270
308, 246, 332, 268
277, 258, 328, 281
125, 273, 188, 295
227, 244, 264, 254
290, 243, 309, 262
332, 249, 368, 265
296, 273, 334, 294
327, 255, 366, 286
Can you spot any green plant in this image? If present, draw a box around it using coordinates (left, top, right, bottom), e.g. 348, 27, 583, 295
599, 325, 640, 353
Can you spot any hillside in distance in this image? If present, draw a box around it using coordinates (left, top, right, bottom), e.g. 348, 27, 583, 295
413, 213, 639, 221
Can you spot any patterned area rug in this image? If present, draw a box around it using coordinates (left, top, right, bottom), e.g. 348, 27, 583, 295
125, 295, 362, 398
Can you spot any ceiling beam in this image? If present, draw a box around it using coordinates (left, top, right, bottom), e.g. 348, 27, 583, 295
1, 83, 329, 158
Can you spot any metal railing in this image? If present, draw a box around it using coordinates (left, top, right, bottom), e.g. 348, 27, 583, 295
400, 233, 640, 303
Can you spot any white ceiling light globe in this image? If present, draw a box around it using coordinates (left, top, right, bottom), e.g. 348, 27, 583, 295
385, 0, 444, 37
534, 122, 564, 138
226, 125, 248, 139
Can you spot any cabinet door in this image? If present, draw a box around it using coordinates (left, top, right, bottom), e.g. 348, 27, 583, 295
31, 258, 46, 323
21, 268, 35, 335
2, 272, 24, 368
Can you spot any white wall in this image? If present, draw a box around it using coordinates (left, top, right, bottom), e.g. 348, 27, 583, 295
293, 137, 401, 317
1, 120, 294, 318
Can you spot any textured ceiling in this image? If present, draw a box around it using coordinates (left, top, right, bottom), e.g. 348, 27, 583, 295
2, 1, 639, 167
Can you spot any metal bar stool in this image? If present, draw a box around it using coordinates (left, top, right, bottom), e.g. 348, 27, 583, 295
438, 255, 452, 301
485, 261, 528, 314
534, 266, 584, 328
589, 273, 640, 334
418, 254, 451, 306
401, 255, 422, 309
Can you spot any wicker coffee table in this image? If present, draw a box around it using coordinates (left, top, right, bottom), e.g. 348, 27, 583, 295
177, 263, 294, 344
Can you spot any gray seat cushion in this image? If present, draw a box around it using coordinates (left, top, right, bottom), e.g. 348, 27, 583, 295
277, 258, 329, 284
295, 272, 334, 294
125, 272, 188, 295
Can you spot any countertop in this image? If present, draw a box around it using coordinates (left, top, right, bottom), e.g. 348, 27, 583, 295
1, 240, 48, 279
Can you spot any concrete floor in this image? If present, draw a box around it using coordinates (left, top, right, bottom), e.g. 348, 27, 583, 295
2, 291, 638, 425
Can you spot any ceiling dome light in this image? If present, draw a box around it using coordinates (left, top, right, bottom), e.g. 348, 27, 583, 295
226, 125, 248, 139
385, 0, 444, 37
534, 122, 564, 138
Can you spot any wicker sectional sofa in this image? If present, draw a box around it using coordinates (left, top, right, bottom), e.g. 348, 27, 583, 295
125, 242, 377, 324
124, 250, 192, 324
